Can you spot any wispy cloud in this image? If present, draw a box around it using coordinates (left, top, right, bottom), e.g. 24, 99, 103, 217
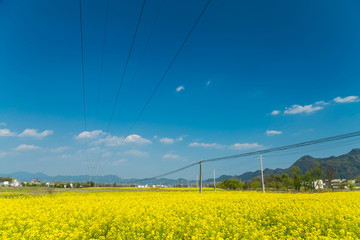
163, 153, 180, 159
18, 129, 53, 139
14, 144, 42, 151
125, 149, 149, 157
75, 130, 104, 139
94, 136, 122, 146
0, 152, 8, 158
266, 130, 283, 136
0, 129, 16, 137
112, 159, 127, 165
271, 110, 280, 115
159, 136, 184, 144
333, 96, 360, 103
94, 134, 152, 147
159, 137, 174, 144
176, 85, 185, 92
274, 95, 359, 116
284, 103, 325, 115
177, 136, 184, 141
0, 122, 6, 126
206, 81, 211, 86
124, 134, 152, 144
230, 143, 264, 150
189, 142, 224, 149
49, 146, 69, 153
189, 141, 264, 151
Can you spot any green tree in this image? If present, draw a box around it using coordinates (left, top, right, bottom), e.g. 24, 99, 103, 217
348, 181, 356, 191
290, 166, 302, 191
355, 176, 360, 184
218, 179, 245, 190
251, 181, 261, 189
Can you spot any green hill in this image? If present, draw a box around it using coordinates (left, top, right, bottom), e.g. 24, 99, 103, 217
217, 148, 360, 182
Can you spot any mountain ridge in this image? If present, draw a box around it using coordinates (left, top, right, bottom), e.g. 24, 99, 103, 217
213, 148, 360, 182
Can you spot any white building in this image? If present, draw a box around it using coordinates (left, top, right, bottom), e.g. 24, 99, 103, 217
314, 180, 324, 189
11, 179, 21, 187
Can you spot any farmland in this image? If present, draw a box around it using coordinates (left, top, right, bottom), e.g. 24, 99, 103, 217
0, 188, 359, 239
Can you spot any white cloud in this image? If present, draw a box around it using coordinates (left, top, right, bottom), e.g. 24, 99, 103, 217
0, 129, 16, 137
284, 104, 324, 115
189, 142, 224, 149
189, 140, 265, 151
278, 96, 359, 116
333, 96, 360, 103
159, 138, 174, 144
0, 152, 8, 158
75, 130, 104, 139
271, 110, 280, 116
125, 149, 149, 157
14, 144, 41, 151
158, 136, 185, 144
49, 146, 68, 153
206, 81, 211, 86
0, 122, 6, 126
230, 143, 263, 150
94, 135, 122, 146
94, 134, 152, 147
112, 159, 127, 165
266, 130, 283, 136
124, 134, 152, 144
18, 129, 53, 139
314, 100, 329, 106
163, 153, 180, 159
176, 85, 185, 92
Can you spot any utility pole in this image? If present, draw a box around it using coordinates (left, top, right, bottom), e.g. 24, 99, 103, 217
199, 161, 202, 193
260, 154, 265, 193
214, 168, 216, 191
196, 176, 198, 188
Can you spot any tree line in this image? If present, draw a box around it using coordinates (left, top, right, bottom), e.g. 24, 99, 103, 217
217, 165, 359, 191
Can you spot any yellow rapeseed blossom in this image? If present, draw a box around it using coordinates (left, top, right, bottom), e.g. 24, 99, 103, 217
0, 190, 359, 239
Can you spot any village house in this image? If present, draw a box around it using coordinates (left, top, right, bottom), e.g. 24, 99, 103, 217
11, 179, 21, 187
31, 178, 41, 184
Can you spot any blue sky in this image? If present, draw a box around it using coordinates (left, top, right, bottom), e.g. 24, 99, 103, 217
1, 0, 360, 179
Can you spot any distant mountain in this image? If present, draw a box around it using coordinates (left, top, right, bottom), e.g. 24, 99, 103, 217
0, 172, 197, 186
0, 172, 126, 184
212, 148, 360, 182
2, 149, 360, 185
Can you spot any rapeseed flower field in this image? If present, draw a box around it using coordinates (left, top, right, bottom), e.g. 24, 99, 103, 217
0, 190, 359, 239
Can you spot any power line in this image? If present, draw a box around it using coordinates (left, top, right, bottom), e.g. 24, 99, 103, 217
97, 0, 146, 163
129, 0, 165, 84
79, 0, 89, 178
126, 0, 212, 135
94, 0, 146, 184
105, 0, 146, 134
264, 138, 360, 159
105, 0, 212, 165
140, 162, 199, 182
94, 0, 111, 130
203, 131, 360, 163
140, 131, 360, 181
